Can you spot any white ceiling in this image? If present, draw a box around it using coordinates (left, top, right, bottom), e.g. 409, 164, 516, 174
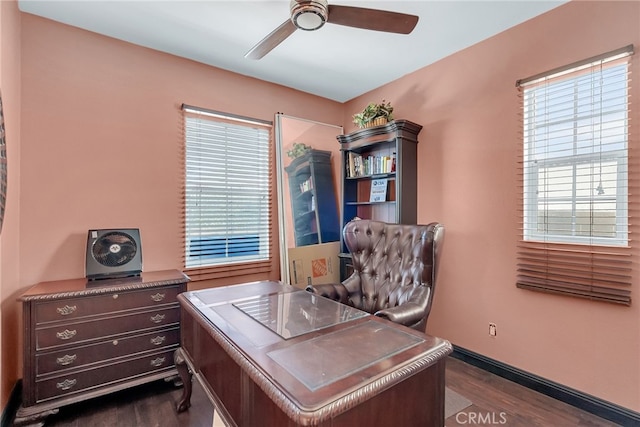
18, 0, 567, 103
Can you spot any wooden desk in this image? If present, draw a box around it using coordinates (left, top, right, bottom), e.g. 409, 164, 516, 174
175, 281, 452, 427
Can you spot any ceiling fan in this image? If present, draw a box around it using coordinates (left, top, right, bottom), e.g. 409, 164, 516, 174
245, 0, 419, 60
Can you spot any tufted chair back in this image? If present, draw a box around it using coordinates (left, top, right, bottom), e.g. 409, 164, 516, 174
307, 219, 445, 331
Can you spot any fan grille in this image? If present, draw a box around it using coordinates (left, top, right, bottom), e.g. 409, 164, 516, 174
92, 231, 138, 267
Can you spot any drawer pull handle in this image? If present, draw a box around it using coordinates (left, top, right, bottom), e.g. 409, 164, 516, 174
56, 354, 77, 366
150, 336, 166, 346
113, 294, 119, 299
150, 314, 165, 324
56, 329, 77, 340
112, 340, 119, 346
150, 357, 166, 367
56, 378, 77, 391
56, 305, 77, 316
150, 293, 166, 302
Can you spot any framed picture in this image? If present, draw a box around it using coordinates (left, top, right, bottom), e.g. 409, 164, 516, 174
369, 178, 388, 202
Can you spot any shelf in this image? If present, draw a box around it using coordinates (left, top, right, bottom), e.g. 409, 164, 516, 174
339, 138, 395, 154
346, 172, 396, 181
297, 232, 320, 246
295, 190, 313, 201
345, 201, 395, 206
295, 210, 316, 224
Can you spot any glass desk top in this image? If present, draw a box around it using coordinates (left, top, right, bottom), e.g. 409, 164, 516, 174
267, 320, 424, 391
233, 290, 369, 339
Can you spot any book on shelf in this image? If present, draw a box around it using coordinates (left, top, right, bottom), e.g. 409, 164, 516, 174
347, 152, 356, 178
369, 179, 388, 202
299, 177, 313, 193
346, 153, 396, 178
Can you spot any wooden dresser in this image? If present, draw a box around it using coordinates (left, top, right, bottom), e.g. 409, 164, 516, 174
15, 269, 189, 426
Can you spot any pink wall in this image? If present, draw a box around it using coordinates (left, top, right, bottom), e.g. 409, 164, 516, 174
17, 13, 343, 288
1, 12, 343, 408
344, 0, 640, 411
0, 0, 21, 408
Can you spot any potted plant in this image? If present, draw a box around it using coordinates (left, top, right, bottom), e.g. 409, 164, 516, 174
286, 142, 311, 159
352, 100, 394, 128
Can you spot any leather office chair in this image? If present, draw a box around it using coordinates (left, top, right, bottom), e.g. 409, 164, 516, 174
306, 219, 445, 332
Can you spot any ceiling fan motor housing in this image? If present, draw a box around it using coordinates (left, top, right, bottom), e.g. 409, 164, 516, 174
290, 0, 328, 31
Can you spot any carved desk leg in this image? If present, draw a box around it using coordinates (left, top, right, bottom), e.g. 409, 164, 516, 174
174, 347, 192, 412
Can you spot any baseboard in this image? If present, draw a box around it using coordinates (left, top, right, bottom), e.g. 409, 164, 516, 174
451, 346, 640, 426
1, 379, 21, 427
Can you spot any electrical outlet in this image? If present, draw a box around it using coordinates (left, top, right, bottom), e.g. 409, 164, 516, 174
489, 323, 497, 337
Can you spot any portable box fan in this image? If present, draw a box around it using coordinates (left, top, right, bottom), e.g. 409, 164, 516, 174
85, 228, 142, 280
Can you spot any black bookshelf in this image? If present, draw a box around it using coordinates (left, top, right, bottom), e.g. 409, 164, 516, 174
285, 149, 340, 247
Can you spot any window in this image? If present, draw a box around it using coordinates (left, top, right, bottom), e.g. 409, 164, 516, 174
523, 62, 629, 245
182, 105, 273, 279
516, 45, 635, 305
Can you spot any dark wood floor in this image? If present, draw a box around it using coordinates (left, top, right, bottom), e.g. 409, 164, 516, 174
444, 357, 619, 427
41, 357, 620, 427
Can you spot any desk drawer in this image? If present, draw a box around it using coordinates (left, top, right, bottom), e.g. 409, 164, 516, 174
36, 327, 180, 375
36, 307, 179, 350
35, 348, 176, 403
35, 286, 182, 323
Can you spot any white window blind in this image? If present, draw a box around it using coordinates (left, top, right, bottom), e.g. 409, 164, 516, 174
182, 106, 272, 274
516, 45, 636, 305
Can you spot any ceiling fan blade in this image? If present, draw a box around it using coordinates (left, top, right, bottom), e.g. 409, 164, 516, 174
245, 19, 297, 60
327, 5, 418, 34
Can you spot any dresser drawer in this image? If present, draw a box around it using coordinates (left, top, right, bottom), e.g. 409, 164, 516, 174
36, 327, 180, 375
35, 285, 182, 324
36, 306, 180, 350
35, 348, 176, 403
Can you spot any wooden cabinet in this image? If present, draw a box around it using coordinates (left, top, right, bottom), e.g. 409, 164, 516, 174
337, 120, 422, 279
285, 149, 340, 246
15, 270, 189, 426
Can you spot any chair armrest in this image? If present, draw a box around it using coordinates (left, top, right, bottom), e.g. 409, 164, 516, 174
305, 283, 350, 305
375, 302, 425, 328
